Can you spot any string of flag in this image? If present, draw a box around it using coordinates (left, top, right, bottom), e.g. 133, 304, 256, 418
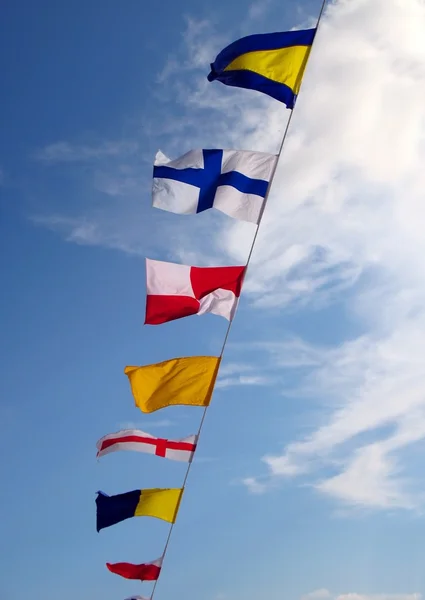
95, 3, 328, 598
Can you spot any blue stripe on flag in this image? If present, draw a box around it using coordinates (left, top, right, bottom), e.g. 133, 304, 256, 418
153, 166, 204, 187
218, 170, 268, 197
198, 149, 223, 212
210, 69, 297, 107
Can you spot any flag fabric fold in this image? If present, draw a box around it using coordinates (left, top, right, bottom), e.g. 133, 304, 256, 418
96, 429, 198, 462
153, 149, 277, 224
145, 258, 245, 325
207, 29, 316, 108
125, 356, 220, 413
124, 596, 151, 600
96, 488, 183, 531
106, 557, 163, 581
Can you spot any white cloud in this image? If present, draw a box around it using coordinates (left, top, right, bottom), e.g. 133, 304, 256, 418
216, 361, 276, 389
31, 214, 146, 256
34, 140, 139, 163
247, 0, 274, 21
118, 419, 175, 429
221, 0, 425, 510
93, 165, 141, 196
218, 362, 256, 377
335, 594, 421, 600
242, 477, 269, 495
301, 591, 421, 600
211, 593, 228, 600
231, 338, 326, 369
216, 375, 272, 389
157, 17, 228, 83
31, 0, 425, 509
301, 590, 332, 600
243, 322, 425, 507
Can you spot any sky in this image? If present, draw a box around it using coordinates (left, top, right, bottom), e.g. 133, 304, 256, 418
2, 0, 425, 598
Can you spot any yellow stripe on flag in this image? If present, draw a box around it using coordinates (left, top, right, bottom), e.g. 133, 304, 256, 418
124, 356, 221, 413
135, 488, 183, 523
224, 44, 311, 95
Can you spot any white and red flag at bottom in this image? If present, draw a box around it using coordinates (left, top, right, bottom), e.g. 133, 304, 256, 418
145, 258, 245, 325
96, 429, 197, 462
106, 557, 162, 581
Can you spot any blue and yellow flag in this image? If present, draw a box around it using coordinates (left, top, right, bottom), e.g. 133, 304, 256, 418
96, 488, 183, 531
207, 29, 316, 108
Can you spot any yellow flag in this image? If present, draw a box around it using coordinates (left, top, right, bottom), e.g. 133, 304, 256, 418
124, 356, 220, 413
135, 488, 183, 523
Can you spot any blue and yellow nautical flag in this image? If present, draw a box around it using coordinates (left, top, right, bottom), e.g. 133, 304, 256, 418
96, 488, 183, 531
207, 29, 316, 108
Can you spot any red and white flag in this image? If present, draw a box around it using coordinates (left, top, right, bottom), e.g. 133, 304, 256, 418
106, 557, 163, 581
145, 258, 245, 325
96, 429, 197, 462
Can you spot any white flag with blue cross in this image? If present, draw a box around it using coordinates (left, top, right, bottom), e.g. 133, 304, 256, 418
152, 148, 277, 224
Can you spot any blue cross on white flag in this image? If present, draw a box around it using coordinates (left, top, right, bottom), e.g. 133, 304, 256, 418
152, 148, 277, 224
124, 596, 150, 600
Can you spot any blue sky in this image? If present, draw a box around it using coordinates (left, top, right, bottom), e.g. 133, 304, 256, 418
3, 0, 425, 599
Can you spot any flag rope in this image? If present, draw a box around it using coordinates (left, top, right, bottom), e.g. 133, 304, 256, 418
148, 2, 328, 597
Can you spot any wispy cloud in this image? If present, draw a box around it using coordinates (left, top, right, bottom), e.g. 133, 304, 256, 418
93, 165, 142, 197
242, 328, 425, 508
336, 596, 421, 600
30, 0, 425, 511
33, 140, 139, 163
211, 592, 228, 600
247, 0, 274, 21
241, 476, 271, 495
216, 375, 272, 389
218, 362, 256, 377
157, 18, 228, 84
301, 591, 421, 600
118, 419, 176, 430
221, 0, 425, 511
231, 338, 326, 370
216, 360, 275, 389
301, 590, 333, 600
31, 139, 149, 255
30, 214, 147, 256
